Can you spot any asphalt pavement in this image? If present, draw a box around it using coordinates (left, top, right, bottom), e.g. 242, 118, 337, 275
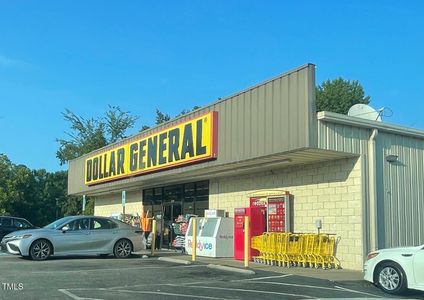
0, 252, 423, 300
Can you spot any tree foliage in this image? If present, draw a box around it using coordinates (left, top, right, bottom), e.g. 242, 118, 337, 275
0, 157, 38, 220
106, 106, 139, 143
56, 106, 138, 165
155, 109, 171, 125
316, 78, 371, 114
175, 106, 201, 118
140, 125, 151, 132
0, 154, 89, 226
140, 106, 202, 132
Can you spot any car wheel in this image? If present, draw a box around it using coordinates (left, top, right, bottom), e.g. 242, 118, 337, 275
30, 239, 52, 261
376, 261, 407, 294
114, 239, 132, 258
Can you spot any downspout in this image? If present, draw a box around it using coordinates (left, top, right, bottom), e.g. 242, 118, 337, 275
368, 129, 379, 251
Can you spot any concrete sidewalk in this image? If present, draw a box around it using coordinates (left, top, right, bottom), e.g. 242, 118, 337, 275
138, 249, 364, 282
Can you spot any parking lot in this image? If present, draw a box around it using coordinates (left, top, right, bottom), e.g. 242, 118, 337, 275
0, 252, 423, 299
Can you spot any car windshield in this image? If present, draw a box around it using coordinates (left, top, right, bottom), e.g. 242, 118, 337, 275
43, 216, 75, 229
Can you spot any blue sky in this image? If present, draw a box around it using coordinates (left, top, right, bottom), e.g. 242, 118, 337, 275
0, 1, 423, 172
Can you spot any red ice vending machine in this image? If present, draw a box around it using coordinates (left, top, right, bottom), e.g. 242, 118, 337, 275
234, 206, 266, 260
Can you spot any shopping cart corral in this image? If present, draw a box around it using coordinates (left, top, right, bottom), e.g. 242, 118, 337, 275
251, 232, 341, 269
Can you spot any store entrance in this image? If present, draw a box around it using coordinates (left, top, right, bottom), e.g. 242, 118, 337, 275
161, 202, 182, 248
142, 180, 209, 249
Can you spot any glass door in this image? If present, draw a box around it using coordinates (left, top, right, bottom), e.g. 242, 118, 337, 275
161, 203, 182, 249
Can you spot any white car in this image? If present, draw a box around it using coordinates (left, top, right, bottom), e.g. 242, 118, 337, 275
364, 244, 424, 294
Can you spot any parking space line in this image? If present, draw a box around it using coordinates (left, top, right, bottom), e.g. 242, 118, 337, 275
169, 284, 317, 299
58, 289, 82, 300
105, 275, 291, 291
108, 281, 211, 290
230, 274, 292, 282
236, 280, 384, 298
58, 289, 104, 300
233, 277, 383, 298
243, 281, 340, 291
62, 288, 231, 299
69, 281, 316, 299
111, 289, 232, 299
334, 285, 383, 298
32, 264, 204, 274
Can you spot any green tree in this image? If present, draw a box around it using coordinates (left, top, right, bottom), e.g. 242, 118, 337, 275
0, 156, 37, 221
0, 156, 88, 225
140, 106, 202, 132
56, 106, 138, 219
0, 155, 54, 225
155, 109, 171, 125
82, 197, 95, 215
316, 78, 370, 114
106, 106, 139, 143
56, 105, 138, 165
27, 169, 61, 225
35, 170, 83, 222
60, 195, 82, 216
140, 125, 151, 132
175, 106, 201, 118
0, 154, 14, 215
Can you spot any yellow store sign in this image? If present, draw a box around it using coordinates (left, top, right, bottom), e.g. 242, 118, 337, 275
85, 111, 218, 185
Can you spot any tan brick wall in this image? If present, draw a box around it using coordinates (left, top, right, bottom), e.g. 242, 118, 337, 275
209, 157, 363, 270
94, 190, 142, 217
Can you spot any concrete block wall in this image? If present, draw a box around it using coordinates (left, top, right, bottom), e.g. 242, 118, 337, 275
209, 157, 363, 270
94, 191, 142, 217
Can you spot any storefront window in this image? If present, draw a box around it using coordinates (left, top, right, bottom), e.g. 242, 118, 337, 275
195, 181, 209, 216
153, 188, 162, 205
142, 180, 209, 218
142, 181, 209, 249
152, 188, 163, 216
164, 185, 183, 203
183, 183, 195, 214
142, 189, 153, 215
184, 183, 195, 200
195, 200, 208, 216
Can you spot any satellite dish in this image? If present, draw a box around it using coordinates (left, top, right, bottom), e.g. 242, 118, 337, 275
348, 104, 382, 121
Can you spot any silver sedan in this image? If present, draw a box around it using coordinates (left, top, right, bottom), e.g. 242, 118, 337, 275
0, 216, 146, 260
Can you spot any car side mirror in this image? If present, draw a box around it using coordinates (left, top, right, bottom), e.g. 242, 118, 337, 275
61, 225, 70, 233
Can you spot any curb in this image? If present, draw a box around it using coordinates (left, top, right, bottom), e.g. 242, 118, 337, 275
207, 264, 256, 275
157, 257, 192, 265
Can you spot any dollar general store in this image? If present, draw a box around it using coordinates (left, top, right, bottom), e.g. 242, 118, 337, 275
68, 64, 424, 270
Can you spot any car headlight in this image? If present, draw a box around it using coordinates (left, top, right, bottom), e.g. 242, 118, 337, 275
12, 234, 32, 240
367, 251, 379, 260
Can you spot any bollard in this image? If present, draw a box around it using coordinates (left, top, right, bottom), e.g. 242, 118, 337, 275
244, 215, 250, 268
151, 219, 156, 257
192, 218, 197, 262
